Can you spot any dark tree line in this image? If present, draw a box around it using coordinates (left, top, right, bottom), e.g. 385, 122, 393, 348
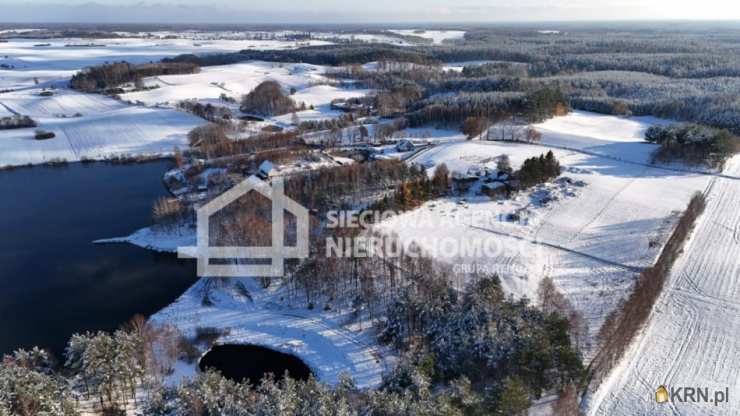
164, 44, 437, 67
406, 88, 569, 128
165, 26, 740, 80
187, 123, 303, 160
70, 61, 199, 92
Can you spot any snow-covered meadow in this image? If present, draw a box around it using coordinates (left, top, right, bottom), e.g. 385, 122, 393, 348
0, 89, 202, 166
121, 61, 371, 125
588, 156, 740, 415
0, 37, 329, 75
533, 110, 673, 163
388, 29, 465, 44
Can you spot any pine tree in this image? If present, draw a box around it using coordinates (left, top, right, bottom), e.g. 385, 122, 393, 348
497, 377, 530, 416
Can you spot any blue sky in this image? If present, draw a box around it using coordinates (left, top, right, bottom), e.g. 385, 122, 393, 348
3, 0, 740, 23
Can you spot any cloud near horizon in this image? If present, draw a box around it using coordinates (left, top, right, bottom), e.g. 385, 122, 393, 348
2, 0, 740, 23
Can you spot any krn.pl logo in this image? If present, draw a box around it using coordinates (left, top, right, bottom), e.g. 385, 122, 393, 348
656, 385, 669, 404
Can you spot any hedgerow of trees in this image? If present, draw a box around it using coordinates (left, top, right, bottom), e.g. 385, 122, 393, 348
70, 61, 199, 92
0, 115, 36, 130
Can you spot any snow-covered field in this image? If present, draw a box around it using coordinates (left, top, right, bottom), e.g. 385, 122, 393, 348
388, 29, 465, 44
122, 61, 371, 124
123, 62, 328, 106
0, 37, 328, 73
0, 89, 202, 166
533, 110, 672, 164
588, 156, 740, 415
377, 112, 714, 353
317, 32, 413, 46
0, 35, 331, 93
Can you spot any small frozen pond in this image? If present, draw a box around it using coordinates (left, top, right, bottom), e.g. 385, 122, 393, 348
199, 344, 312, 384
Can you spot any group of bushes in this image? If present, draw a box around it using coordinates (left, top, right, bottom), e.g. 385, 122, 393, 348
0, 115, 36, 130
152, 196, 187, 229
177, 100, 233, 122
239, 80, 298, 116
34, 130, 55, 140
285, 158, 425, 212
516, 151, 562, 188
371, 165, 450, 213
0, 115, 57, 140
645, 123, 739, 167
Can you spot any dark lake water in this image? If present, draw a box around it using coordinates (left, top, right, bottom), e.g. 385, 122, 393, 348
0, 161, 196, 358
199, 344, 312, 384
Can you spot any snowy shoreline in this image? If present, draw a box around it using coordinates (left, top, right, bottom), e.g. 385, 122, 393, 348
94, 225, 194, 254
0, 153, 176, 171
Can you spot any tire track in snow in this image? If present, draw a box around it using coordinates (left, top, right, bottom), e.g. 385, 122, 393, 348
154, 76, 176, 86
0, 101, 20, 116
60, 126, 82, 159
567, 165, 648, 244
470, 225, 644, 273
272, 310, 391, 375
662, 299, 699, 416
